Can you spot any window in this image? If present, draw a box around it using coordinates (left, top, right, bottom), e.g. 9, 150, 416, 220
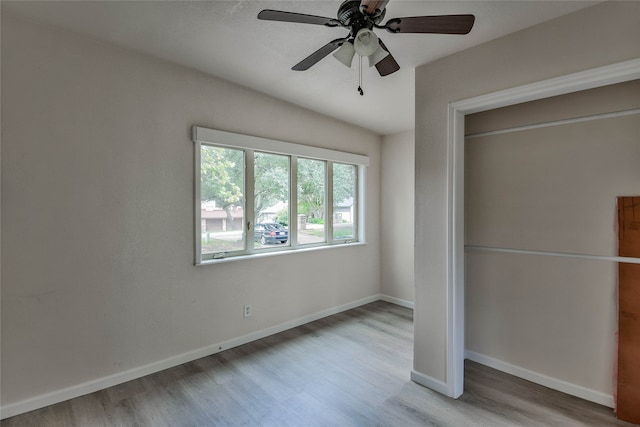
193, 126, 368, 264
333, 163, 357, 242
254, 152, 290, 249
199, 145, 245, 256
297, 158, 326, 245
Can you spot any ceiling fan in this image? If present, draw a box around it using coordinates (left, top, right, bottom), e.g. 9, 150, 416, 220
258, 0, 475, 79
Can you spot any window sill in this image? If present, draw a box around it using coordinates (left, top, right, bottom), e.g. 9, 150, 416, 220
196, 241, 367, 266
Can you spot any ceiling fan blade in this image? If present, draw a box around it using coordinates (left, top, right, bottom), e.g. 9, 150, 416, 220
292, 38, 349, 71
384, 14, 475, 34
375, 39, 400, 76
360, 0, 390, 16
258, 10, 340, 27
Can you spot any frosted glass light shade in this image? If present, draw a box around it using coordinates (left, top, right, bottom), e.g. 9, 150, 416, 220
368, 44, 390, 67
353, 29, 378, 57
333, 41, 356, 68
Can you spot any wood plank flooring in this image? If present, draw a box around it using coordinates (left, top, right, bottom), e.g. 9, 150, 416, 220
2, 301, 636, 426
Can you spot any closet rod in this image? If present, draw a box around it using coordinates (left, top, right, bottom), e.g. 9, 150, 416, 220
465, 245, 640, 265
465, 108, 640, 140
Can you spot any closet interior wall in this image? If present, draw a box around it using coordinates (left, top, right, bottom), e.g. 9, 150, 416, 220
464, 80, 640, 406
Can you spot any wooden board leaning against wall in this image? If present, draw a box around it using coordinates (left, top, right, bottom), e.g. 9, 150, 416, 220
617, 196, 640, 424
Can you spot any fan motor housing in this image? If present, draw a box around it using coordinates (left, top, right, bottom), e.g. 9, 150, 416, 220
337, 0, 385, 36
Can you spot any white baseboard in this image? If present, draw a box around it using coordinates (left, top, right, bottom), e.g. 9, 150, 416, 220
1, 294, 381, 420
465, 350, 614, 408
379, 294, 414, 309
411, 369, 450, 396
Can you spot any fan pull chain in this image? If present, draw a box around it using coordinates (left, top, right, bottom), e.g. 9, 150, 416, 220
357, 55, 364, 96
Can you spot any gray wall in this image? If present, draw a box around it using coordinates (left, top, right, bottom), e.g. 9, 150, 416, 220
414, 0, 640, 389
381, 131, 415, 305
1, 12, 381, 409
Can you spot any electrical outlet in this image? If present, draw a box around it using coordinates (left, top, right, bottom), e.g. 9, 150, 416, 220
243, 304, 251, 318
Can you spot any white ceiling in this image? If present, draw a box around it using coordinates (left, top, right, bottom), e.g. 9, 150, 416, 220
3, 1, 598, 135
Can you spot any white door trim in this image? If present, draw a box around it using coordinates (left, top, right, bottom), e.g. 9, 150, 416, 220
446, 58, 640, 398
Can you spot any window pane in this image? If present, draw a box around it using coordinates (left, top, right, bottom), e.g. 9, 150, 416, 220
297, 158, 326, 244
254, 152, 290, 248
333, 163, 357, 241
200, 145, 245, 254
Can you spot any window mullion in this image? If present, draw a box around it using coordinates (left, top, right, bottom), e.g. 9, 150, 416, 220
358, 165, 365, 243
326, 161, 333, 245
290, 156, 298, 249
245, 149, 255, 255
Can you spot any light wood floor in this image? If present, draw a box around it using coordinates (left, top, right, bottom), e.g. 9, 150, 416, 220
2, 301, 636, 426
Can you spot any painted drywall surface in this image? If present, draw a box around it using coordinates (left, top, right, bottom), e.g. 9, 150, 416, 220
466, 114, 640, 257
465, 79, 640, 136
381, 131, 415, 304
465, 252, 618, 396
414, 1, 640, 383
0, 13, 381, 406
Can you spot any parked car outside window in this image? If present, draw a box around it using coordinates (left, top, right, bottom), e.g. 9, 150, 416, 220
254, 223, 288, 245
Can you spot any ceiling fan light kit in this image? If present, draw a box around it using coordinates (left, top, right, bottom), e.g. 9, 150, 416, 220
333, 28, 389, 70
333, 41, 356, 67
258, 0, 475, 93
353, 28, 378, 56
367, 43, 390, 68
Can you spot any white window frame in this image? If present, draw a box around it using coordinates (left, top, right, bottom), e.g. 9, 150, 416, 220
193, 126, 369, 265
